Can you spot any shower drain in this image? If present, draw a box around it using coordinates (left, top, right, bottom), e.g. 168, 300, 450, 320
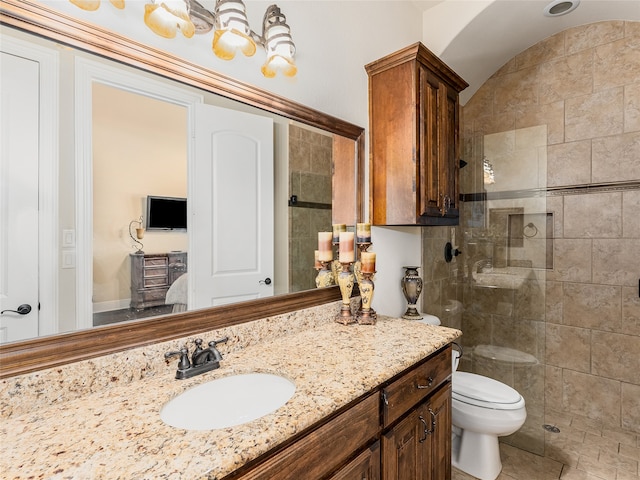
543, 424, 561, 433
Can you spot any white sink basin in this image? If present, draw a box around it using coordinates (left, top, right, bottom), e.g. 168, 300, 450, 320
160, 373, 296, 430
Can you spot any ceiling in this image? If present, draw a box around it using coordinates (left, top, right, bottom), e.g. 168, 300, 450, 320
412, 0, 640, 104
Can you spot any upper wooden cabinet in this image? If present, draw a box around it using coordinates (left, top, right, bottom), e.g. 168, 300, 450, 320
366, 43, 468, 226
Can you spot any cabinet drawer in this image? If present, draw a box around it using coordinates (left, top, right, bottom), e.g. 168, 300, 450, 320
143, 276, 168, 288
234, 393, 379, 480
144, 257, 168, 267
140, 287, 168, 301
382, 347, 451, 427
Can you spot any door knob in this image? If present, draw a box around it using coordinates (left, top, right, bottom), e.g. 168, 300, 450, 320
1, 304, 32, 315
259, 278, 272, 285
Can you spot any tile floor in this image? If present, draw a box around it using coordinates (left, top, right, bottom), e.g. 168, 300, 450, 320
452, 410, 640, 480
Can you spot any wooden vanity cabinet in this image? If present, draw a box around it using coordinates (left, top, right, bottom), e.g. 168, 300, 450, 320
229, 345, 452, 480
230, 393, 380, 480
365, 42, 468, 226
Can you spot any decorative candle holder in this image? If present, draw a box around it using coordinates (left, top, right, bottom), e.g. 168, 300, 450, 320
315, 261, 335, 288
335, 262, 356, 324
401, 266, 423, 320
356, 271, 376, 325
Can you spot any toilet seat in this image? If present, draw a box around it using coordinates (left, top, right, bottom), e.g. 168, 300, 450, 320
453, 372, 525, 410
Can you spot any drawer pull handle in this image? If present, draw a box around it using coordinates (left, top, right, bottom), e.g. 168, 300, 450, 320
417, 376, 434, 389
418, 415, 429, 443
428, 408, 437, 434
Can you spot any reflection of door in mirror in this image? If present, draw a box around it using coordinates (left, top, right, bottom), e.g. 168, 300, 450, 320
91, 85, 277, 325
0, 36, 58, 344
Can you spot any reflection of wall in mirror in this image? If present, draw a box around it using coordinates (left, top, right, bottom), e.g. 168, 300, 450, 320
288, 124, 333, 292
92, 84, 187, 313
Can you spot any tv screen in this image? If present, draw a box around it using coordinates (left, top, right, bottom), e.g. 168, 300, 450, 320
146, 196, 187, 231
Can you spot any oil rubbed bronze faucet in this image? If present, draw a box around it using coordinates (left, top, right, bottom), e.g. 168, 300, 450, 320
165, 337, 229, 380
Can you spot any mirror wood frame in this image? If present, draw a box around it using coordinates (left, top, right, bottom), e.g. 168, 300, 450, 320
0, 0, 365, 379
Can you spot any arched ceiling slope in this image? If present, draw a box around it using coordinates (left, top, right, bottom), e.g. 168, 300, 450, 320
416, 0, 640, 104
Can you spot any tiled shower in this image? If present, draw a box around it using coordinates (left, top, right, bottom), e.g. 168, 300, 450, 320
424, 20, 640, 478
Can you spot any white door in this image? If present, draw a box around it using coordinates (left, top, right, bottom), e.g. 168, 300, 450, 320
192, 104, 274, 308
0, 51, 40, 342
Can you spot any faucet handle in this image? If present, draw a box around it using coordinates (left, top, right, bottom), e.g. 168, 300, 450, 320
210, 337, 229, 347
165, 347, 191, 371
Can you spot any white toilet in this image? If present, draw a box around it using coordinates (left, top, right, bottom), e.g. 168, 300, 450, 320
451, 347, 527, 480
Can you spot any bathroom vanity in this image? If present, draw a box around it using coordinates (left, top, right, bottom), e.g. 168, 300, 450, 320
0, 311, 460, 479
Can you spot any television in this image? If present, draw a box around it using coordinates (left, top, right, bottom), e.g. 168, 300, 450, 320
145, 195, 187, 231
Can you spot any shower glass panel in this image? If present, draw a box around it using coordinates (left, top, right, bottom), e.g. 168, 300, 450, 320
459, 125, 549, 456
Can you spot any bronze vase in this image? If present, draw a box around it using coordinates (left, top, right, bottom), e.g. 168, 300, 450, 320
401, 266, 423, 320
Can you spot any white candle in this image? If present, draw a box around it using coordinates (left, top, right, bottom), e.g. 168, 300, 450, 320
339, 231, 355, 263
318, 232, 333, 262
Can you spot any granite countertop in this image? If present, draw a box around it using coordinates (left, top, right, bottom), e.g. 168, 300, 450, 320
1, 318, 460, 480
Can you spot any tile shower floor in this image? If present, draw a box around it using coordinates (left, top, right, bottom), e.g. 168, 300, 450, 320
452, 410, 639, 480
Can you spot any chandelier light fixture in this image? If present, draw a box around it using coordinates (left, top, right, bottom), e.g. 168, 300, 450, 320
69, 0, 297, 78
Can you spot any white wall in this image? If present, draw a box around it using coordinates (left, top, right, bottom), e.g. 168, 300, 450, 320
42, 0, 423, 127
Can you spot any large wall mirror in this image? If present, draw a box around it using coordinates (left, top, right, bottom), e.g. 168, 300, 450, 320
0, 1, 364, 378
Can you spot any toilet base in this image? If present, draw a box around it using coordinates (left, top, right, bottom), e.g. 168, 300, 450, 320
452, 429, 502, 480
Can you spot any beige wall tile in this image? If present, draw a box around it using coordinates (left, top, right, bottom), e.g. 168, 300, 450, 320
593, 239, 640, 287
546, 195, 564, 239
625, 83, 640, 133
463, 79, 495, 121
564, 193, 622, 238
563, 282, 622, 331
626, 20, 640, 39
592, 331, 640, 384
565, 88, 624, 142
622, 383, 640, 434
460, 311, 492, 347
549, 239, 592, 282
546, 141, 591, 187
545, 365, 564, 416
565, 21, 625, 55
623, 191, 640, 238
516, 32, 565, 70
546, 323, 591, 372
539, 50, 594, 104
592, 131, 640, 183
517, 100, 565, 145
595, 36, 640, 92
494, 66, 540, 114
563, 370, 621, 425
622, 286, 640, 337
546, 280, 564, 324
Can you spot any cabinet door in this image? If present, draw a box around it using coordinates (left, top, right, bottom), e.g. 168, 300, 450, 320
427, 383, 452, 480
382, 382, 452, 480
438, 82, 460, 220
419, 66, 440, 219
382, 408, 431, 480
419, 66, 459, 222
329, 441, 380, 480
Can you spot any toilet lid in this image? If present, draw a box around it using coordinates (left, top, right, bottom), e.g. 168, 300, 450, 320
453, 372, 524, 410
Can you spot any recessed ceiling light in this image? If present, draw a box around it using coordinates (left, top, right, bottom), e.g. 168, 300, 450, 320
543, 0, 580, 17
